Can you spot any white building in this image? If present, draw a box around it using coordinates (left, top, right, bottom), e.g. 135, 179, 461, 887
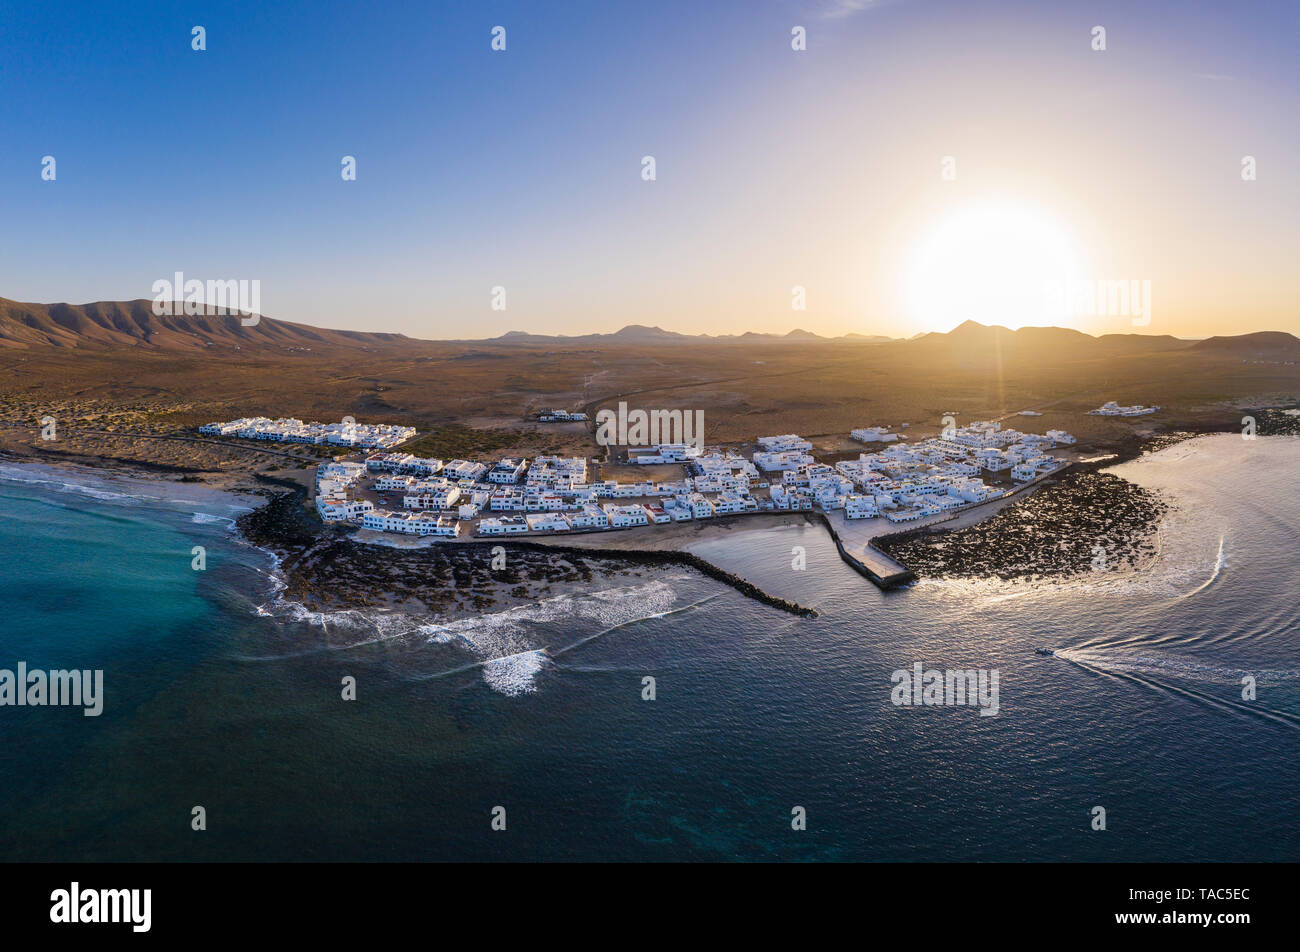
628, 443, 702, 464
526, 512, 571, 532
404, 485, 460, 510
644, 505, 672, 524
1089, 401, 1159, 416
713, 491, 758, 514
316, 496, 374, 522
570, 504, 610, 529
489, 489, 524, 511
526, 456, 588, 488
478, 516, 529, 535
488, 458, 528, 484
410, 513, 461, 537
885, 508, 924, 523
687, 493, 714, 518
316, 461, 366, 486
442, 460, 489, 482
537, 409, 588, 422
850, 427, 898, 444
844, 494, 879, 519
202, 417, 415, 448
603, 504, 649, 527
753, 450, 814, 472
366, 453, 443, 476
757, 434, 813, 452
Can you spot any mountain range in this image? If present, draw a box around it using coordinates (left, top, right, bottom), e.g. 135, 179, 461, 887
0, 297, 408, 352
2, 297, 1296, 360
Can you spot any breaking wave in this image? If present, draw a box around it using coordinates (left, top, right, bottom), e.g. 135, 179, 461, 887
249, 578, 687, 695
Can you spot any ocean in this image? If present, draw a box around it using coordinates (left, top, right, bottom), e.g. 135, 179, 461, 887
1, 435, 1297, 861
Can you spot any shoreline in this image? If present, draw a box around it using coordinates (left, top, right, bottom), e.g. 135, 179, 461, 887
2, 423, 1263, 618
872, 439, 1187, 583
1, 452, 815, 622
236, 486, 820, 619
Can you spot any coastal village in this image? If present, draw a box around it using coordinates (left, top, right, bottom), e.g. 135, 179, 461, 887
199, 414, 1082, 543
198, 416, 415, 448
1087, 400, 1161, 417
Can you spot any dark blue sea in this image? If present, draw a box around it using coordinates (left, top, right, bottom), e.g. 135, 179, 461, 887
1, 435, 1296, 861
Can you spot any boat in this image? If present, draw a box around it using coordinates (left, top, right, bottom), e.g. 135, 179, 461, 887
1035, 647, 1055, 656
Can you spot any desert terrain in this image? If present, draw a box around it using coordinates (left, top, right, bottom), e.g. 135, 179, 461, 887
3, 298, 1298, 481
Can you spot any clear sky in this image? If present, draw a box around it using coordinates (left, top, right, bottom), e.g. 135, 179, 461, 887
1, 0, 1296, 339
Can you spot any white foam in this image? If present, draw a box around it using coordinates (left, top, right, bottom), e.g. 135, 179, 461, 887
480, 650, 548, 696
191, 511, 235, 526
246, 535, 683, 696
0, 463, 158, 502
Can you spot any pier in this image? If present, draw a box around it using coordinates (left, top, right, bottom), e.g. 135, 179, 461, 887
816, 512, 917, 589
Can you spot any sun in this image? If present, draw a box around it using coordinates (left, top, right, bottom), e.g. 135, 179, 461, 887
904, 202, 1083, 333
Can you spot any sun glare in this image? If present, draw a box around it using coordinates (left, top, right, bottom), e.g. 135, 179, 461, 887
904, 203, 1083, 334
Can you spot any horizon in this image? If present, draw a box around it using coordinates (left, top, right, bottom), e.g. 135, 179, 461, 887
2, 0, 1298, 340
5, 294, 1294, 344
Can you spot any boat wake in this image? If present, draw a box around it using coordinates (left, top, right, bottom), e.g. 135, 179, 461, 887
1177, 534, 1226, 600
1051, 646, 1300, 731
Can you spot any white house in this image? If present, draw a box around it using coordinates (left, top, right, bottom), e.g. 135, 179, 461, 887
757, 434, 813, 452
603, 504, 649, 527
845, 494, 879, 519
317, 495, 373, 522
375, 474, 415, 492
753, 450, 814, 472
490, 490, 525, 511
404, 485, 460, 510
478, 516, 529, 535
538, 409, 588, 422
850, 427, 898, 444
488, 458, 528, 484
443, 460, 489, 482
885, 508, 924, 523
570, 504, 610, 529
688, 493, 714, 518
644, 505, 672, 524
628, 443, 701, 464
525, 512, 570, 532
713, 491, 757, 514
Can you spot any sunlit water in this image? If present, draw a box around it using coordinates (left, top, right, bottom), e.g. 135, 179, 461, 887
1, 436, 1296, 861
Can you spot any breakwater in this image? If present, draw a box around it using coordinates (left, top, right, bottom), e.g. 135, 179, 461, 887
498, 540, 819, 617
809, 512, 916, 589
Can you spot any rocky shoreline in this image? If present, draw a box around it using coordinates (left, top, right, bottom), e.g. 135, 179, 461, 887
1255, 407, 1300, 436
236, 486, 819, 620
872, 436, 1187, 583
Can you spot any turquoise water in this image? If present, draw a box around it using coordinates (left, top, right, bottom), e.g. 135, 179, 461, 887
1, 437, 1297, 861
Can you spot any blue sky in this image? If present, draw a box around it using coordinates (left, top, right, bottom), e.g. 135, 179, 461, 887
1, 0, 1297, 338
